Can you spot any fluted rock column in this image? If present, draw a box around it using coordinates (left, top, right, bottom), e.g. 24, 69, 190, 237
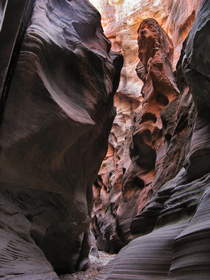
129, 18, 179, 224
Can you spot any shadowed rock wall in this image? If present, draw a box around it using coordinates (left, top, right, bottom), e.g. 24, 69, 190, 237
0, 0, 122, 278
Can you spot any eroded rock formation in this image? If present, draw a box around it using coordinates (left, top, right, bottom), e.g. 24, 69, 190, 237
132, 17, 179, 208
96, 0, 210, 279
93, 17, 180, 251
92, 94, 139, 252
90, 0, 201, 253
92, 16, 179, 252
0, 0, 122, 278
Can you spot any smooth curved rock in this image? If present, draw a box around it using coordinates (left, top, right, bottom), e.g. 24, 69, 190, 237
0, 0, 122, 278
96, 172, 210, 280
183, 0, 210, 181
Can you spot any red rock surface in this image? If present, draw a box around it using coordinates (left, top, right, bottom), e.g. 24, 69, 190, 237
96, 1, 210, 279
132, 17, 179, 211
90, 0, 200, 252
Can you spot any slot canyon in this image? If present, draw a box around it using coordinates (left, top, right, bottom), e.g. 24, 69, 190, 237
0, 0, 209, 279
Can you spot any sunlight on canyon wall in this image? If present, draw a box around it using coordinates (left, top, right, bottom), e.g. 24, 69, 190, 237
90, 0, 200, 74
89, 0, 202, 252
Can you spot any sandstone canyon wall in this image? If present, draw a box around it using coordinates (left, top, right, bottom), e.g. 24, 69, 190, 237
90, 0, 202, 253
0, 0, 122, 279
96, 0, 210, 279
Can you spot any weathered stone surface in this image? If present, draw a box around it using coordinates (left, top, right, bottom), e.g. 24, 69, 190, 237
0, 0, 122, 278
96, 0, 210, 279
0, 189, 59, 280
183, 0, 210, 181
96, 169, 210, 279
92, 94, 139, 252
90, 0, 200, 253
132, 17, 179, 208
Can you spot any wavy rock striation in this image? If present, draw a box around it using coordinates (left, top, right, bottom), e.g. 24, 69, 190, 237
96, 0, 210, 279
0, 0, 122, 278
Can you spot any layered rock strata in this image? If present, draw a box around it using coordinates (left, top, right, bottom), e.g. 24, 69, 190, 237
0, 0, 122, 278
96, 0, 210, 279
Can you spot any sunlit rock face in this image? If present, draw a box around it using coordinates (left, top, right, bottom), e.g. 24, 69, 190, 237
90, 0, 200, 252
0, 0, 122, 278
131, 17, 179, 212
96, 0, 210, 279
90, 0, 200, 71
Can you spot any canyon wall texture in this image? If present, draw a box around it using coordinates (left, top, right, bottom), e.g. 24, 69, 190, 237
90, 0, 201, 252
0, 0, 122, 279
96, 0, 210, 279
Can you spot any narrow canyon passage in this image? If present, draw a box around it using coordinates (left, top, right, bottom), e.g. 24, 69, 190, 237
89, 0, 210, 279
89, 0, 201, 254
0, 1, 209, 280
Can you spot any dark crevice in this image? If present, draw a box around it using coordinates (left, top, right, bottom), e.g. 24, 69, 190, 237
0, 0, 34, 124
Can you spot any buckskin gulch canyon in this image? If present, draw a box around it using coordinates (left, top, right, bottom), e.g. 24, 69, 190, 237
0, 0, 209, 279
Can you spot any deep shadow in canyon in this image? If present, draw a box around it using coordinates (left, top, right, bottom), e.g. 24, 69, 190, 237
0, 0, 122, 279
0, 0, 210, 280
